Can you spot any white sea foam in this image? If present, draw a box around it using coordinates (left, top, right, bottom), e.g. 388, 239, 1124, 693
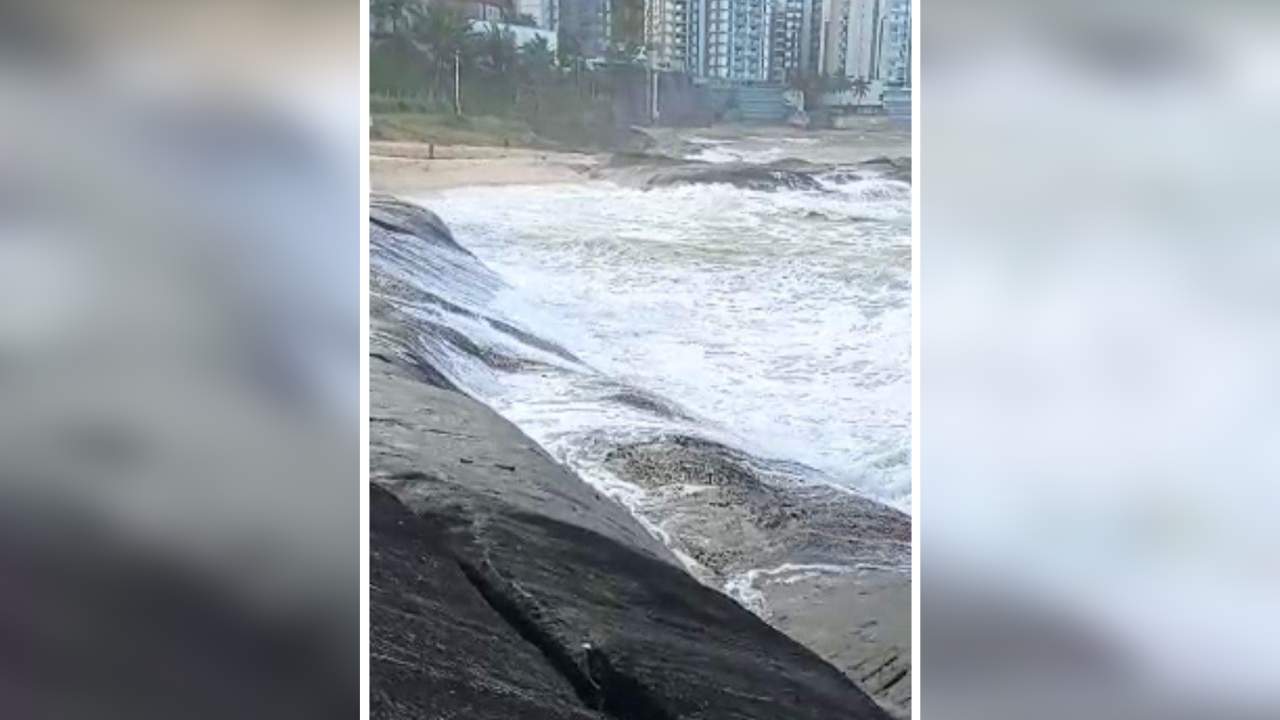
412, 176, 912, 511
725, 562, 873, 617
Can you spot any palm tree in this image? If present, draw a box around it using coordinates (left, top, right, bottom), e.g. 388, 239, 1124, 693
787, 72, 821, 111
411, 5, 474, 108
519, 36, 555, 79
851, 77, 872, 105
556, 28, 582, 68
477, 24, 518, 76
371, 0, 411, 37
517, 36, 556, 116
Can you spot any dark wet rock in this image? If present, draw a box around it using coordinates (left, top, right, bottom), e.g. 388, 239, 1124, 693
804, 209, 877, 223
370, 194, 473, 257
604, 435, 912, 717
764, 157, 830, 173
371, 198, 583, 380
605, 151, 689, 168
644, 161, 828, 192
857, 156, 906, 169
372, 272, 482, 322
822, 169, 865, 184
594, 152, 910, 192
857, 156, 911, 184
415, 318, 550, 373
618, 126, 660, 154
604, 435, 908, 575
370, 348, 679, 565
487, 317, 582, 365
372, 197, 902, 719
371, 485, 601, 720
369, 298, 460, 392
603, 389, 694, 421
371, 354, 892, 720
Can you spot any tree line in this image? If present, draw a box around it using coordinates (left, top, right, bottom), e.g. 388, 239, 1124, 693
372, 1, 566, 113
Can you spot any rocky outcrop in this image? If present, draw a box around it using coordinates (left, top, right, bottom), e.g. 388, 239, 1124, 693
643, 161, 828, 192
371, 196, 904, 718
371, 195, 474, 257
371, 352, 893, 719
605, 436, 912, 717
855, 156, 912, 184
595, 155, 911, 191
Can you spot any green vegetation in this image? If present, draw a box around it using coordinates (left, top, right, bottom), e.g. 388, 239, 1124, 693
369, 1, 636, 150
370, 113, 543, 147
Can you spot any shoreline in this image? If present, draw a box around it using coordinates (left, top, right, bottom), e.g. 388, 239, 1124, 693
371, 117, 911, 194
371, 141, 604, 194
371, 196, 911, 717
370, 199, 894, 718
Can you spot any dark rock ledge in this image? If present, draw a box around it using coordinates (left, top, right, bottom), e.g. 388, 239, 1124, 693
593, 155, 912, 191
371, 348, 893, 720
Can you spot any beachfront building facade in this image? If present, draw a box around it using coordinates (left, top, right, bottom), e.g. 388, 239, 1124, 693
727, 0, 771, 81
558, 0, 612, 57
820, 0, 911, 84
824, 0, 877, 80
879, 0, 910, 86
767, 0, 823, 82
646, 0, 691, 70
648, 0, 774, 81
639, 0, 912, 86
684, 0, 731, 78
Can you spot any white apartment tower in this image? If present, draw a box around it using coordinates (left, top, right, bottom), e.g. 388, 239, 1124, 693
649, 0, 773, 81
821, 0, 910, 83
880, 0, 910, 85
646, 0, 690, 69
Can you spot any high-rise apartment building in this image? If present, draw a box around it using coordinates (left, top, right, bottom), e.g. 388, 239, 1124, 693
646, 0, 690, 69
821, 0, 910, 83
879, 0, 910, 85
651, 0, 773, 81
727, 0, 771, 81
642, 0, 910, 85
559, 0, 611, 57
767, 0, 822, 82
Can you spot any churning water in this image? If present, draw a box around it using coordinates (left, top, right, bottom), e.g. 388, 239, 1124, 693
398, 168, 911, 512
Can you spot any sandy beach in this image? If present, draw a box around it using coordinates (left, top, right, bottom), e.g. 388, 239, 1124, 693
371, 141, 603, 194
371, 118, 909, 195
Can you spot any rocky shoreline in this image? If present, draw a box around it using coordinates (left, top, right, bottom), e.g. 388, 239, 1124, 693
604, 435, 912, 714
371, 354, 892, 719
371, 197, 908, 718
594, 154, 911, 191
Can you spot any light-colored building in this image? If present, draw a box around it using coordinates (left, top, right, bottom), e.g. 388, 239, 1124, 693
821, 0, 910, 84
879, 0, 910, 86
652, 0, 773, 82
517, 0, 558, 29
824, 0, 878, 80
559, 0, 611, 57
727, 0, 771, 81
646, 0, 690, 70
702, 0, 733, 78
470, 19, 559, 52
768, 0, 822, 82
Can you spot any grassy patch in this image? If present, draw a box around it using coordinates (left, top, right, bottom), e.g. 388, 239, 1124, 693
370, 112, 546, 148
